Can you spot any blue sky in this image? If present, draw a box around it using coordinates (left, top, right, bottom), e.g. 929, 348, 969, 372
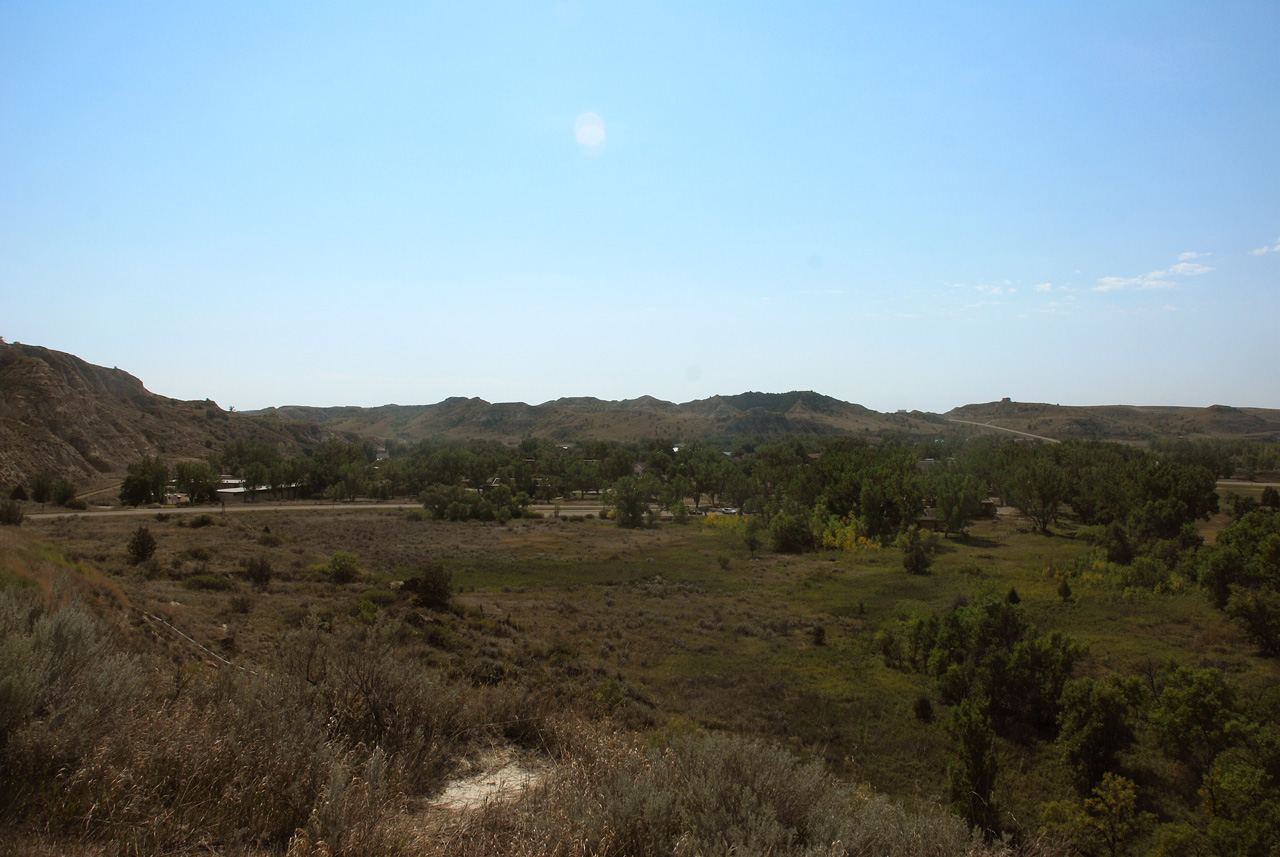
2, 2, 1278, 413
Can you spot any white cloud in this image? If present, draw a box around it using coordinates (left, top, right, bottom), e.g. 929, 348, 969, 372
975, 284, 1004, 296
1095, 271, 1174, 291
1178, 251, 1210, 261
1250, 237, 1280, 256
1096, 254, 1212, 292
1034, 282, 1053, 293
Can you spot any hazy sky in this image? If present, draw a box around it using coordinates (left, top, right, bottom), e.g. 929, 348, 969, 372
3, 2, 1278, 413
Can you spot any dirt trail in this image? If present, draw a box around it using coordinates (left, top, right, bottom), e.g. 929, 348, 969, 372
945, 418, 1060, 443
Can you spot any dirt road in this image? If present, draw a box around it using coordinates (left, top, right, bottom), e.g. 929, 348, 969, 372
945, 418, 1060, 443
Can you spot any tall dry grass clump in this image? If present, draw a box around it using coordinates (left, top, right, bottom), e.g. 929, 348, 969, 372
0, 587, 143, 811
0, 589, 553, 855
431, 719, 1051, 857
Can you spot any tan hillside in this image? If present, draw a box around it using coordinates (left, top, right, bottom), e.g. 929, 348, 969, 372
945, 400, 1280, 442
255, 391, 948, 443
0, 342, 333, 488
4, 341, 1278, 492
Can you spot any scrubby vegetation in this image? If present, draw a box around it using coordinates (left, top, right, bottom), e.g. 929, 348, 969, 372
3, 429, 1279, 854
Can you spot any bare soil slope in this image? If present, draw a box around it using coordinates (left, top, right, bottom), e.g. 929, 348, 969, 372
0, 342, 332, 486
946, 400, 1280, 442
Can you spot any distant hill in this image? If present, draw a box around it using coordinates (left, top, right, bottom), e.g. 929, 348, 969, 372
255, 391, 943, 443
944, 400, 1280, 443
4, 342, 1278, 489
0, 342, 334, 488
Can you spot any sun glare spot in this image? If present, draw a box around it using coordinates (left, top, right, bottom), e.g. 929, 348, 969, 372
574, 112, 606, 153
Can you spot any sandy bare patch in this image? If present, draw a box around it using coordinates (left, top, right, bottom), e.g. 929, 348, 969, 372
432, 750, 542, 812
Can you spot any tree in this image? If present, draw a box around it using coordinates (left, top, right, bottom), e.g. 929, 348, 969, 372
1003, 444, 1068, 533
0, 499, 23, 526
1201, 750, 1280, 856
722, 469, 760, 518
1083, 774, 1151, 857
1042, 774, 1152, 857
1150, 664, 1236, 779
897, 526, 932, 574
120, 456, 169, 506
127, 526, 157, 564
605, 475, 657, 528
174, 461, 219, 504
51, 478, 77, 507
932, 464, 985, 536
769, 511, 814, 553
1058, 677, 1137, 792
1225, 587, 1280, 656
948, 696, 1000, 836
402, 561, 452, 611
742, 515, 764, 558
29, 472, 52, 504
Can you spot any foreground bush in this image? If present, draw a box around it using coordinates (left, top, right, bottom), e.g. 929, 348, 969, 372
0, 591, 547, 855
435, 723, 1040, 857
0, 499, 23, 525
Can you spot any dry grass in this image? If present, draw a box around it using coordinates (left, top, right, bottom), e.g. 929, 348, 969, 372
4, 502, 1270, 853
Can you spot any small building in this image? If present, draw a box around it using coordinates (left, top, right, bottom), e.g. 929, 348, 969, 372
916, 512, 946, 533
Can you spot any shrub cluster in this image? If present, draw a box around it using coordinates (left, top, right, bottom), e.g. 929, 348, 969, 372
438, 723, 1000, 857
0, 592, 552, 854
0, 499, 23, 525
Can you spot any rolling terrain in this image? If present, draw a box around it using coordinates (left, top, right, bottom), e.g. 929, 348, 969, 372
945, 399, 1280, 443
3, 341, 1278, 490
254, 390, 947, 443
0, 342, 335, 487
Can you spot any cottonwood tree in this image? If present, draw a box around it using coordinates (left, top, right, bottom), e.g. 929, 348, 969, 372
1002, 444, 1068, 533
931, 464, 985, 536
1057, 677, 1138, 793
606, 475, 658, 528
120, 456, 169, 506
174, 461, 218, 504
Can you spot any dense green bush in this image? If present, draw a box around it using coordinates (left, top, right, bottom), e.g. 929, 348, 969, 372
127, 525, 157, 564
183, 573, 234, 591
29, 473, 52, 504
905, 594, 1081, 736
327, 551, 361, 584
0, 499, 23, 526
402, 561, 452, 611
769, 511, 814, 553
51, 478, 77, 507
244, 556, 272, 588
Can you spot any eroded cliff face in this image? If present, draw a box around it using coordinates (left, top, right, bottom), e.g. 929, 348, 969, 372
0, 343, 327, 487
